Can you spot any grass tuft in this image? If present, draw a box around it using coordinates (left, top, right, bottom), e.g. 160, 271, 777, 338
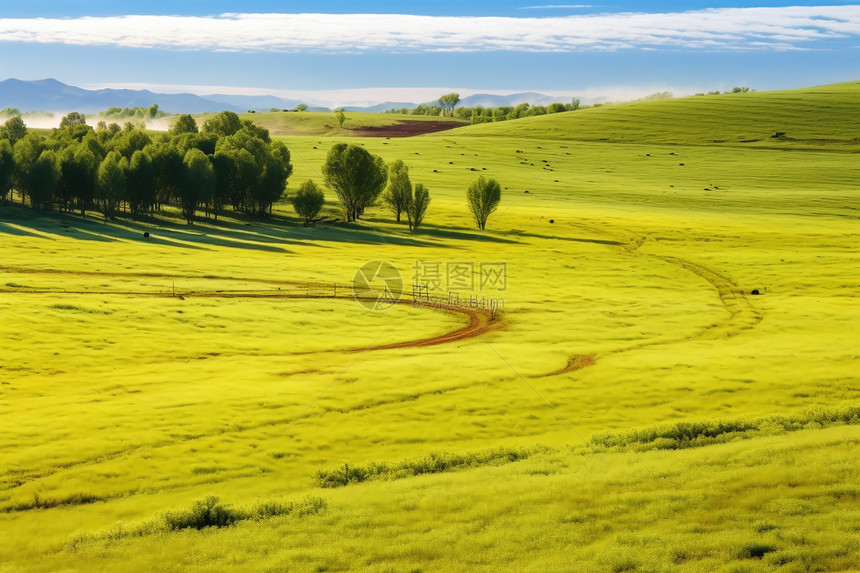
314, 446, 549, 488
590, 405, 860, 452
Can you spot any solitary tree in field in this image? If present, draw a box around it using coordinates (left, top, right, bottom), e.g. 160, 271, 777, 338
383, 160, 412, 223
322, 143, 387, 222
406, 183, 430, 231
438, 93, 460, 117
466, 176, 501, 231
335, 109, 346, 128
291, 180, 325, 226
170, 114, 198, 135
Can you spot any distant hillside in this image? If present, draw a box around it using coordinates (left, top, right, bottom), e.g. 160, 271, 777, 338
0, 78, 586, 115
458, 92, 575, 108
203, 93, 304, 112
0, 78, 243, 114
453, 81, 860, 149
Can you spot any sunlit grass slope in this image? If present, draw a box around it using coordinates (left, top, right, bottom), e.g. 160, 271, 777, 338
1, 81, 858, 572
458, 81, 860, 148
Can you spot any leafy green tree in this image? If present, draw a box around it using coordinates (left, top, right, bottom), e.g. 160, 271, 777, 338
438, 93, 460, 117
466, 176, 501, 231
382, 160, 411, 223
0, 139, 12, 203
97, 122, 123, 145
57, 143, 98, 215
322, 143, 387, 223
295, 104, 308, 112
59, 112, 87, 130
215, 128, 291, 216
171, 131, 218, 156
570, 97, 581, 111
407, 183, 430, 231
96, 151, 127, 219
253, 139, 292, 215
547, 103, 567, 114
126, 150, 157, 217
240, 120, 271, 143
149, 143, 183, 209
1, 116, 28, 145
335, 109, 346, 128
254, 156, 287, 216
179, 148, 215, 224
291, 179, 325, 226
202, 111, 242, 137
454, 107, 472, 120
147, 104, 160, 119
211, 150, 237, 220
12, 133, 45, 204
27, 151, 61, 211
111, 128, 152, 160
170, 114, 198, 135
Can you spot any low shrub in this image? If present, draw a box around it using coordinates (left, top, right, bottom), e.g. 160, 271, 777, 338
314, 446, 549, 488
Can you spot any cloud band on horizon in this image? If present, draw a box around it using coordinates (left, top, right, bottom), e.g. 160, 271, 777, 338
0, 7, 858, 53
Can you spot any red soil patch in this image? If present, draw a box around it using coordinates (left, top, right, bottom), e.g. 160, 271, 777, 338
352, 300, 504, 352
545, 354, 597, 377
352, 120, 467, 138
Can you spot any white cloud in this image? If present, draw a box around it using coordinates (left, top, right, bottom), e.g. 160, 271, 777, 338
0, 7, 858, 53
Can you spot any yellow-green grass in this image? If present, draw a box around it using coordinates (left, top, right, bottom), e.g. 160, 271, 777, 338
1, 81, 858, 572
459, 81, 860, 149
193, 110, 466, 137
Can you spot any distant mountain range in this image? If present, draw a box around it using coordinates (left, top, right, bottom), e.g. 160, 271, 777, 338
0, 78, 576, 115
0, 78, 246, 114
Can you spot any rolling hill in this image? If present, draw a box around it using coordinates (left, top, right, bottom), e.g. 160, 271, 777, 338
453, 81, 860, 149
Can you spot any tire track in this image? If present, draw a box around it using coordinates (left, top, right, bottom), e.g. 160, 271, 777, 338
544, 223, 762, 377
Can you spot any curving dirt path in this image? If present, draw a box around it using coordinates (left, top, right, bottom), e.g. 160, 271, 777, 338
0, 267, 505, 353
353, 300, 504, 352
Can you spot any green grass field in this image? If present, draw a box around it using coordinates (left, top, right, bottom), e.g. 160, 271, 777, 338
1, 84, 859, 572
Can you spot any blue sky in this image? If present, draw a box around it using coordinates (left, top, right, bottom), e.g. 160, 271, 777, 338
1, 1, 858, 106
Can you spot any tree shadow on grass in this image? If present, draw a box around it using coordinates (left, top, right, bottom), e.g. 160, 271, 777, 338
410, 223, 521, 245
0, 221, 50, 238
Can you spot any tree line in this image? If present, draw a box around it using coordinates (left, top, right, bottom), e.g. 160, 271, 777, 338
0, 111, 292, 224
0, 112, 501, 233
386, 98, 582, 124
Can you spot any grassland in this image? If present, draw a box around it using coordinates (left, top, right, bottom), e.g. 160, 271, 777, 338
199, 110, 466, 137
1, 83, 859, 572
